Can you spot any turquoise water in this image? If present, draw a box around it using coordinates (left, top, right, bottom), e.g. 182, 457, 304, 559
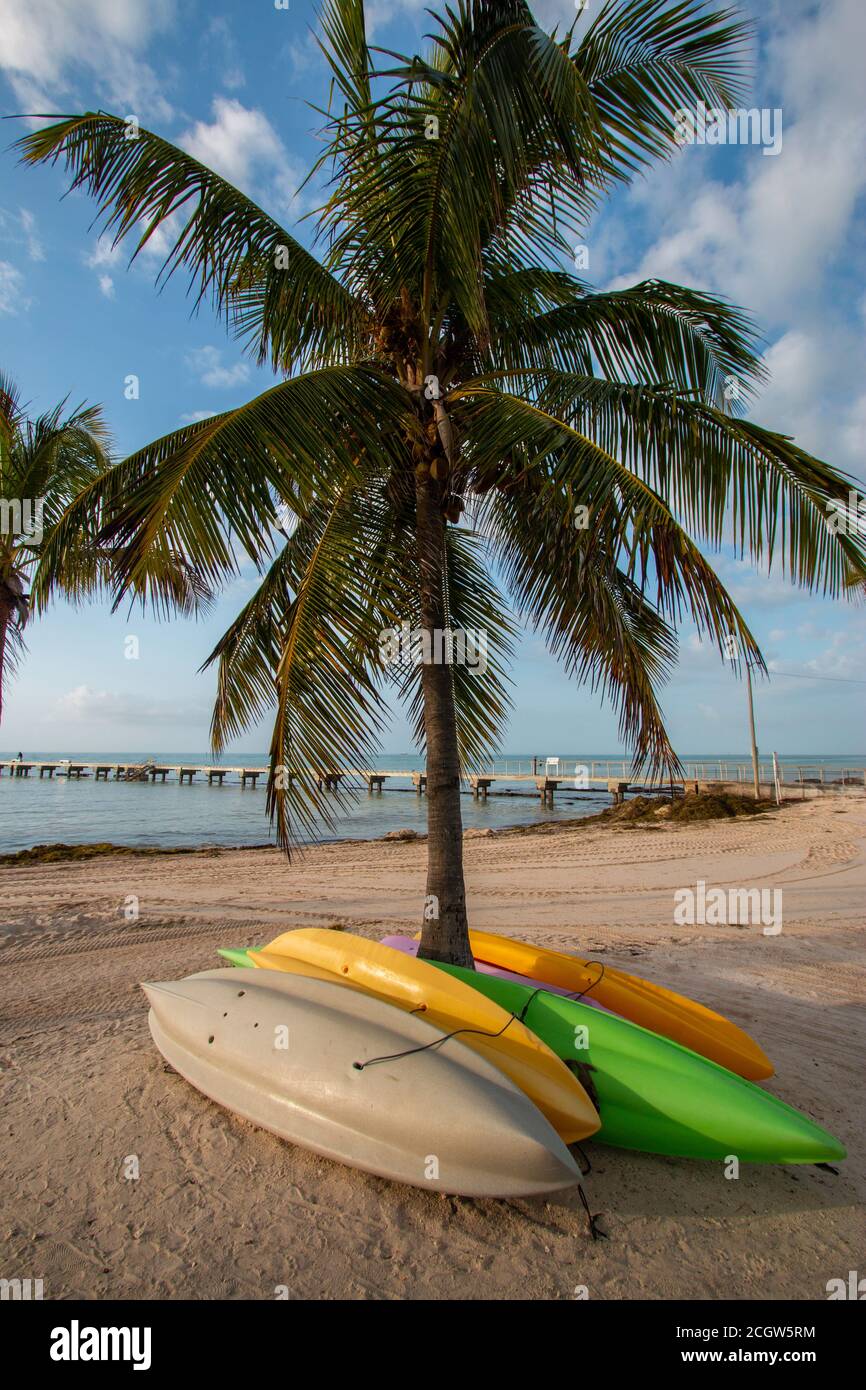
0, 751, 862, 854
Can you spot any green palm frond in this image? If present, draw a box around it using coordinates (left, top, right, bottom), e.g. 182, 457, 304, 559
203, 543, 296, 754
262, 483, 407, 847
0, 376, 115, 720
484, 466, 761, 774
0, 373, 24, 460
33, 365, 411, 610
393, 524, 517, 769
575, 0, 753, 187
204, 472, 420, 846
455, 376, 866, 594
484, 270, 767, 408
324, 0, 607, 340
15, 113, 369, 373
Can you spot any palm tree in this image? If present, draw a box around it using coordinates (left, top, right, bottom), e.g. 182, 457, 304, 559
0, 375, 114, 722
17, 0, 865, 964
0, 373, 210, 724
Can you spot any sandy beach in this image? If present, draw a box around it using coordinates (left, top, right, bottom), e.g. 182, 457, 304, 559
1, 796, 863, 1301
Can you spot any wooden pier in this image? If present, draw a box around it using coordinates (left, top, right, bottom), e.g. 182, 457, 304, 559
1, 758, 862, 804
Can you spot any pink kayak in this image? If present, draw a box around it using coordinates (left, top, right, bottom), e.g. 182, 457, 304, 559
380, 935, 612, 1012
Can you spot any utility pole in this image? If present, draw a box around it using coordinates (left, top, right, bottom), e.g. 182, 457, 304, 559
745, 660, 760, 800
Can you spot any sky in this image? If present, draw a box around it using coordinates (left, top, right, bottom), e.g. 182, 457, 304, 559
0, 0, 864, 757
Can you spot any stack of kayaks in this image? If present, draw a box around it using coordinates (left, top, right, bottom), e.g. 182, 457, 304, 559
144, 927, 845, 1197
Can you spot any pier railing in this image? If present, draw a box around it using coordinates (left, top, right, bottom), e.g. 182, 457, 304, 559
1, 757, 863, 793
472, 759, 865, 787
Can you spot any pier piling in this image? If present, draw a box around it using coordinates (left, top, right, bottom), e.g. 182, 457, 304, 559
470, 776, 495, 799
535, 776, 560, 805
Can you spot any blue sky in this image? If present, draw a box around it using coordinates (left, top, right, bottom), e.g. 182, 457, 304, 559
0, 0, 864, 757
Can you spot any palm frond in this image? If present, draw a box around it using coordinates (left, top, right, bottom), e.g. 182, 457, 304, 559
455, 376, 866, 595
15, 113, 369, 373
262, 483, 407, 849
485, 269, 766, 408
575, 0, 754, 187
322, 0, 607, 342
32, 366, 411, 611
394, 524, 517, 769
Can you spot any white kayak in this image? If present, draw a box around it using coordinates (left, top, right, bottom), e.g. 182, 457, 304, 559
143, 968, 582, 1198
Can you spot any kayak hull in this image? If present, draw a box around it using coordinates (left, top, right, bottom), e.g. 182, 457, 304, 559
426, 959, 845, 1163
465, 929, 774, 1080
144, 969, 583, 1197
381, 934, 611, 1008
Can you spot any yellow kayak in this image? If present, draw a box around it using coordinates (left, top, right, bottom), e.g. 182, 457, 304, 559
250, 929, 600, 1144
465, 930, 773, 1081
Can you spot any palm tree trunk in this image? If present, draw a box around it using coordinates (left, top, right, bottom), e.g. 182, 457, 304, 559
414, 462, 473, 967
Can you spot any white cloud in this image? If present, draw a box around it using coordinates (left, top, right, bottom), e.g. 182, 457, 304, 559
180, 410, 215, 424
85, 238, 122, 271
285, 29, 327, 82
607, 0, 866, 314
178, 97, 304, 216
0, 0, 177, 123
0, 207, 44, 262
363, 0, 430, 37
185, 346, 250, 391
841, 394, 866, 465
19, 209, 44, 261
0, 260, 28, 315
180, 98, 283, 186
83, 236, 122, 299
601, 0, 866, 481
53, 684, 210, 726
204, 17, 245, 92
717, 558, 814, 611
768, 623, 866, 683
742, 328, 866, 478
526, 0, 588, 31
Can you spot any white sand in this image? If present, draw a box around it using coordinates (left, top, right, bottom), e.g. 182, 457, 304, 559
1, 797, 863, 1300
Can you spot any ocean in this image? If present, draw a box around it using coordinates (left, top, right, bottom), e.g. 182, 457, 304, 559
0, 751, 862, 855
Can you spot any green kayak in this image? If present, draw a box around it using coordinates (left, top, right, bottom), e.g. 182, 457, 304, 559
217, 947, 255, 968
431, 961, 845, 1164
218, 944, 845, 1163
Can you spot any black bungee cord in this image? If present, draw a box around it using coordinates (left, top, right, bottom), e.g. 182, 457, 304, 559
353, 1006, 522, 1070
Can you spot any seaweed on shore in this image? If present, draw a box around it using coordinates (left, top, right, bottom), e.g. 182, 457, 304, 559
0, 841, 268, 865
600, 792, 779, 826
464, 791, 781, 840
